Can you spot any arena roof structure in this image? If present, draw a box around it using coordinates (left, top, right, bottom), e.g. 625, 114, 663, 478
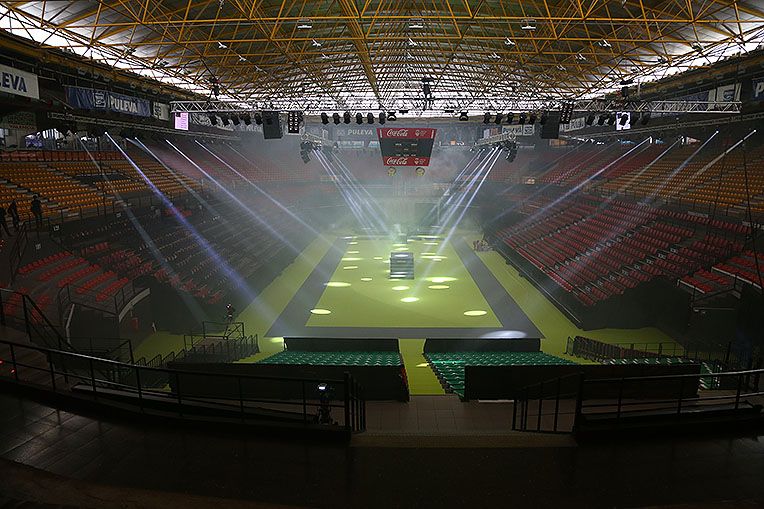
1, 0, 764, 113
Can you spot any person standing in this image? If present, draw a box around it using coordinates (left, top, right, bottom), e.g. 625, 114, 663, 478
0, 204, 11, 236
8, 199, 19, 232
30, 195, 42, 229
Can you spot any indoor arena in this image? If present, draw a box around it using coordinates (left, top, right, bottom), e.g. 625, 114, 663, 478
0, 1, 763, 508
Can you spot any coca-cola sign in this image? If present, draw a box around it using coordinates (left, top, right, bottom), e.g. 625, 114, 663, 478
383, 156, 431, 166
378, 127, 436, 139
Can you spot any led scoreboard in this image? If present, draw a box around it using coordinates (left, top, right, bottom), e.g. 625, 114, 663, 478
376, 127, 437, 166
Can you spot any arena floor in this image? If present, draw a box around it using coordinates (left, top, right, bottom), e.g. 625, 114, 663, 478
134, 231, 677, 395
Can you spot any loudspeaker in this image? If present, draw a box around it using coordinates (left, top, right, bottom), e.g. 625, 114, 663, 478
540, 112, 561, 139
262, 111, 283, 139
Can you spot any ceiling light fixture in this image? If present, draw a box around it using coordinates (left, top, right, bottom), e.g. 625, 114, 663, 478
297, 19, 313, 29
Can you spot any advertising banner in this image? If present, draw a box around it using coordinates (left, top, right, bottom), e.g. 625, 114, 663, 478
65, 86, 152, 117
752, 77, 764, 101
0, 64, 39, 100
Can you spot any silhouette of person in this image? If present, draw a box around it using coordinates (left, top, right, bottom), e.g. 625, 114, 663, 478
30, 195, 43, 228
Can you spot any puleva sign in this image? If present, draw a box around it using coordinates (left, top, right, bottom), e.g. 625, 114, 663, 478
0, 64, 39, 100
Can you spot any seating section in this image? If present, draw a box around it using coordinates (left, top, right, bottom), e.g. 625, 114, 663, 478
15, 250, 132, 313
710, 251, 764, 290
258, 351, 402, 366
596, 139, 764, 213
494, 194, 746, 306
0, 162, 112, 215
425, 351, 573, 398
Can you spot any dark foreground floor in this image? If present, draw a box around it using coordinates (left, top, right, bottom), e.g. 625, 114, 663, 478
1, 392, 763, 509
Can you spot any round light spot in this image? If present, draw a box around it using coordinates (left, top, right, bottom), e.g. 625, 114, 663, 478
373, 256, 384, 260
392, 285, 410, 291
464, 310, 488, 316
325, 282, 351, 288
394, 247, 408, 251
424, 242, 439, 246
347, 250, 360, 254
428, 285, 450, 290
360, 277, 373, 282
342, 257, 362, 261
400, 297, 420, 303
348, 241, 358, 245
343, 265, 358, 270
310, 309, 331, 315
429, 277, 457, 283
422, 252, 437, 256
393, 243, 407, 247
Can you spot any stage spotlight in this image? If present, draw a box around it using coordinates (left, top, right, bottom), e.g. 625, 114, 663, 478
343, 111, 351, 124
494, 113, 504, 124
367, 112, 374, 124
379, 112, 386, 124
506, 112, 514, 124
332, 112, 341, 124
301, 152, 310, 163
483, 112, 491, 124
458, 111, 469, 121
608, 112, 617, 125
254, 112, 263, 125
640, 111, 651, 125
597, 113, 607, 126
387, 111, 397, 121
356, 112, 363, 124
540, 111, 548, 125
208, 113, 218, 126
585, 113, 595, 125
618, 113, 628, 126
321, 112, 329, 125
231, 114, 240, 126
220, 113, 230, 126
242, 113, 252, 125
528, 112, 537, 124
518, 112, 527, 125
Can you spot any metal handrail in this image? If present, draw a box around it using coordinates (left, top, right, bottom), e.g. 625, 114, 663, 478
0, 337, 366, 433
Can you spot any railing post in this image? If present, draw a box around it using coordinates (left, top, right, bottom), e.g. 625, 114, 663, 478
134, 365, 144, 413
0, 290, 5, 326
89, 358, 97, 398
10, 344, 18, 381
553, 377, 561, 432
573, 373, 586, 432
175, 372, 183, 416
536, 380, 544, 431
238, 376, 245, 420
48, 353, 56, 391
301, 380, 308, 424
343, 372, 351, 433
677, 376, 685, 418
21, 297, 32, 340
735, 373, 742, 410
616, 378, 624, 425
512, 396, 518, 430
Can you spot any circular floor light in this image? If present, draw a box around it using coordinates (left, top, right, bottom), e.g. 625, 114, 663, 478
310, 309, 332, 315
325, 282, 351, 287
401, 297, 420, 303
463, 310, 488, 316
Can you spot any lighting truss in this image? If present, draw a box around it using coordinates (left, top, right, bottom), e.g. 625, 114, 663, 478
170, 98, 742, 117
48, 112, 239, 141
